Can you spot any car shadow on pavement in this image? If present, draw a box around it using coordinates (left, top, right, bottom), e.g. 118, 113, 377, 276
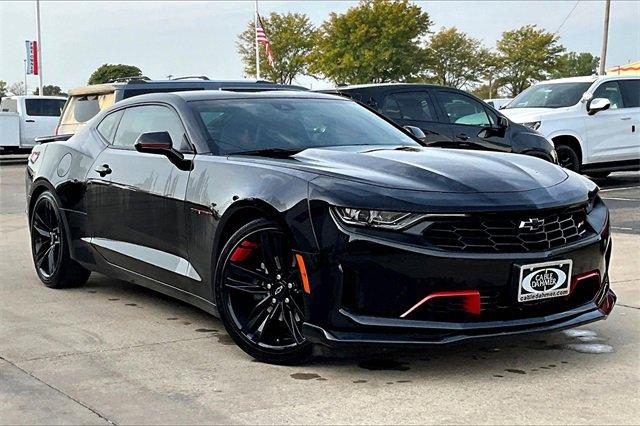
76, 273, 616, 382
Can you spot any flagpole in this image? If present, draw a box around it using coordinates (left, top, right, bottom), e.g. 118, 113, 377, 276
36, 0, 43, 96
24, 60, 28, 95
254, 0, 260, 80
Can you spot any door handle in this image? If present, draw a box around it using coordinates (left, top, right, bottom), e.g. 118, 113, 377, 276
456, 133, 469, 141
620, 116, 631, 120
94, 164, 112, 177
25, 119, 35, 123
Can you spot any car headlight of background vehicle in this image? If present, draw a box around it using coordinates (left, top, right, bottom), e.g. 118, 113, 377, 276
523, 121, 541, 130
331, 207, 427, 230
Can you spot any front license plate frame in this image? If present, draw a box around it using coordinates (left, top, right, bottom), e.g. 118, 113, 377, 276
517, 260, 573, 303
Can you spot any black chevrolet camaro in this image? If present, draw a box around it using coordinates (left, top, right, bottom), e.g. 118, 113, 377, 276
26, 91, 615, 364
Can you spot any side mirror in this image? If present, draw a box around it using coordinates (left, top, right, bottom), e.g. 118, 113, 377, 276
587, 98, 611, 115
134, 131, 191, 170
498, 116, 509, 128
403, 125, 427, 142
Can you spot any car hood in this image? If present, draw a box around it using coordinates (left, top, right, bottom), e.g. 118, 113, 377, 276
290, 146, 568, 193
501, 107, 571, 123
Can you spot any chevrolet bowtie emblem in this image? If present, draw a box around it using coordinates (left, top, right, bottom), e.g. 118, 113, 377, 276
519, 218, 544, 232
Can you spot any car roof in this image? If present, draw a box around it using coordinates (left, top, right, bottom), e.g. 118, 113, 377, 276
536, 75, 639, 85
321, 83, 444, 91
114, 90, 345, 106
4, 95, 67, 100
67, 79, 307, 96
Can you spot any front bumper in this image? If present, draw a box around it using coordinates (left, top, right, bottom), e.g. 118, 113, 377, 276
299, 203, 614, 348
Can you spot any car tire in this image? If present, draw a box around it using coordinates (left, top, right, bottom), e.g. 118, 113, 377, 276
586, 171, 611, 179
555, 144, 580, 172
30, 191, 91, 288
214, 218, 312, 365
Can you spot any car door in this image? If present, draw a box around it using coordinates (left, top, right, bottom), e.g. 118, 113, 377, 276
378, 91, 453, 145
584, 80, 638, 164
435, 90, 512, 153
86, 104, 197, 290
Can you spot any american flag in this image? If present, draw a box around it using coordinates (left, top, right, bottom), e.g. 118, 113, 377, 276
256, 14, 275, 68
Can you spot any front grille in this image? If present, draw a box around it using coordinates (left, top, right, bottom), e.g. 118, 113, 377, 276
423, 208, 592, 253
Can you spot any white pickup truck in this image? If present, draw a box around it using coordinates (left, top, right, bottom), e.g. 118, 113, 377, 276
0, 95, 66, 153
501, 75, 640, 178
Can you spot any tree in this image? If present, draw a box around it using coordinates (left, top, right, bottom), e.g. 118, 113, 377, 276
0, 81, 7, 98
496, 25, 564, 97
7, 82, 26, 96
552, 52, 599, 78
310, 0, 432, 84
88, 64, 142, 85
33, 85, 67, 96
237, 12, 317, 84
420, 27, 487, 88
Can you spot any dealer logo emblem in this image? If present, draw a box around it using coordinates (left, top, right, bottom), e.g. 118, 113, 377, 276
519, 218, 545, 232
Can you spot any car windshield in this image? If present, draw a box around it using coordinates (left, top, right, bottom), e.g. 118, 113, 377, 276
505, 82, 592, 109
189, 98, 421, 155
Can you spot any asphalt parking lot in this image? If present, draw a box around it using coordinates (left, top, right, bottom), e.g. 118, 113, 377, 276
1, 162, 639, 424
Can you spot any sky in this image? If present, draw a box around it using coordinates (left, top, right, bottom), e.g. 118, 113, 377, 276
1, 0, 639, 93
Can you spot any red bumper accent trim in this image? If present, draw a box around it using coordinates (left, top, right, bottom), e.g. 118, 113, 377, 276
570, 270, 600, 293
400, 290, 481, 318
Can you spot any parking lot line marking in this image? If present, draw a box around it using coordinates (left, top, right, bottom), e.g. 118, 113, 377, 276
601, 197, 639, 202
612, 226, 634, 231
600, 186, 640, 193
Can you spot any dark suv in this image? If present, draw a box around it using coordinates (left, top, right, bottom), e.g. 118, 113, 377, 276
321, 84, 557, 162
57, 77, 306, 135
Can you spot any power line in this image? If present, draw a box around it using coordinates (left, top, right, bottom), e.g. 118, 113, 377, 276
554, 0, 581, 35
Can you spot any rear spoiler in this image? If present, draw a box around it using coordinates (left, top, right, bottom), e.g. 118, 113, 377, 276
35, 134, 73, 144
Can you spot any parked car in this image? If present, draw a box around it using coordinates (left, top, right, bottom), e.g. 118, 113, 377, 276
27, 90, 614, 364
320, 84, 557, 163
484, 98, 512, 109
501, 75, 640, 178
56, 77, 306, 136
0, 96, 66, 153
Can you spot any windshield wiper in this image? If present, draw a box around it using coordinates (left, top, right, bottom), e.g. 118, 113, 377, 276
231, 148, 303, 158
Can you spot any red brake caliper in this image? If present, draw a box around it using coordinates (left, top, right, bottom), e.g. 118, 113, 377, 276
230, 240, 259, 262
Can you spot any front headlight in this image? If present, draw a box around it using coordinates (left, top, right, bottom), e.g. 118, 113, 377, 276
523, 121, 541, 130
331, 207, 427, 230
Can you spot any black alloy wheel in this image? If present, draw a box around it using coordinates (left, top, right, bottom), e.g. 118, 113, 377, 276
216, 218, 311, 364
555, 144, 580, 172
30, 191, 90, 288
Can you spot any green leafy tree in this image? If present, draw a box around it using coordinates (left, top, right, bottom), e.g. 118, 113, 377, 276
88, 64, 142, 85
420, 27, 488, 88
311, 0, 432, 84
496, 25, 564, 97
476, 51, 507, 98
237, 12, 317, 84
0, 80, 7, 99
552, 52, 599, 78
33, 85, 67, 96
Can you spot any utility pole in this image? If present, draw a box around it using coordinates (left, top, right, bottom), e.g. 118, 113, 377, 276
254, 0, 260, 80
35, 0, 43, 96
598, 0, 611, 75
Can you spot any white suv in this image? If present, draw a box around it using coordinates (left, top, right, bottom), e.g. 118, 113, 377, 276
501, 75, 639, 178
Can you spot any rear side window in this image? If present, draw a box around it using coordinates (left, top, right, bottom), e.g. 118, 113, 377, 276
381, 92, 436, 122
112, 105, 186, 150
593, 81, 624, 109
59, 93, 116, 126
25, 99, 66, 116
619, 80, 640, 108
96, 110, 124, 143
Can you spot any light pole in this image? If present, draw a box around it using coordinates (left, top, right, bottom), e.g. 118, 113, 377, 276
35, 0, 44, 95
598, 0, 611, 75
